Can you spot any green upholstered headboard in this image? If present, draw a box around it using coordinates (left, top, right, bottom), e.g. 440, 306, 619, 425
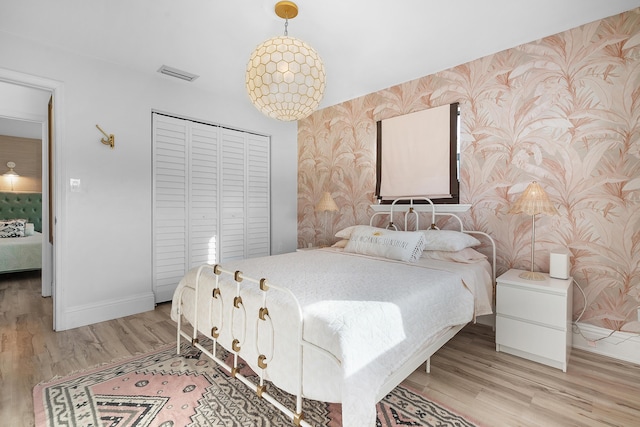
0, 192, 42, 233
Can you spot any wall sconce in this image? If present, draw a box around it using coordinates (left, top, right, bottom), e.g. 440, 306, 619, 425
96, 124, 115, 149
3, 161, 19, 191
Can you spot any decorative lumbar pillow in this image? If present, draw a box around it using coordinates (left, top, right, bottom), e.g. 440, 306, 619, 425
344, 225, 425, 262
0, 219, 27, 238
421, 247, 487, 263
421, 229, 481, 251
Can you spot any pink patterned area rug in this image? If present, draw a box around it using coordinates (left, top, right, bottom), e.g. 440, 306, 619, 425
34, 342, 478, 427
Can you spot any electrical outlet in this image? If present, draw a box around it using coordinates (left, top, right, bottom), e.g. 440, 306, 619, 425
637, 306, 640, 322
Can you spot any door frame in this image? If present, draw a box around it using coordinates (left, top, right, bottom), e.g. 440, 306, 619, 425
0, 68, 65, 330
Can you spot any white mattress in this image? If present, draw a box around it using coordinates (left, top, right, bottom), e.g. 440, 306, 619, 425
171, 248, 492, 427
0, 231, 42, 273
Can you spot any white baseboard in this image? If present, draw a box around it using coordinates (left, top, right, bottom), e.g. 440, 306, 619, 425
58, 292, 156, 331
572, 322, 640, 365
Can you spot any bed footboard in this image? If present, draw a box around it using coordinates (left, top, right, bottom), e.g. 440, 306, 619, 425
174, 263, 319, 426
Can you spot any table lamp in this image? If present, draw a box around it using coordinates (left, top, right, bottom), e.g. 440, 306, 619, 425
509, 181, 558, 280
315, 191, 338, 246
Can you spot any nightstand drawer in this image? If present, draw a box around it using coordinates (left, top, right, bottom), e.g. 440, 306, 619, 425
497, 283, 566, 328
496, 316, 567, 362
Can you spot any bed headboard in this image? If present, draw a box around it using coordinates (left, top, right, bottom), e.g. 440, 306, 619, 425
0, 192, 42, 233
369, 197, 497, 290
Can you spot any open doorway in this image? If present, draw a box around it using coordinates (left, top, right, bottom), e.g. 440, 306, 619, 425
0, 87, 51, 293
0, 73, 60, 329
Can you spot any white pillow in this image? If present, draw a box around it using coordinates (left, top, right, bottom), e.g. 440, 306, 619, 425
335, 225, 357, 239
344, 225, 425, 262
421, 247, 487, 263
421, 229, 481, 251
25, 223, 35, 236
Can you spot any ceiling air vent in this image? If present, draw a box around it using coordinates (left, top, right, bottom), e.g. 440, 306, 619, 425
157, 65, 199, 82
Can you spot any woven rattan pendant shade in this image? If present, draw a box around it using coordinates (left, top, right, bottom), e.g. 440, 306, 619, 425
508, 181, 558, 216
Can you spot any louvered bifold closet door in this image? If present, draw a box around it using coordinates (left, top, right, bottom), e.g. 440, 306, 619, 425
219, 129, 270, 262
220, 128, 246, 262
247, 133, 270, 258
153, 115, 220, 303
154, 114, 270, 300
189, 123, 219, 268
153, 115, 188, 303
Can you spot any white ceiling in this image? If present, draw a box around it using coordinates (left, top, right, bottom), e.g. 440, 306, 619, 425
2, 0, 640, 112
0, 82, 51, 139
0, 118, 43, 139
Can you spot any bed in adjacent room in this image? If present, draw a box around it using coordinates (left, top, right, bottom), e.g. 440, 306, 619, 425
171, 203, 495, 427
0, 192, 43, 273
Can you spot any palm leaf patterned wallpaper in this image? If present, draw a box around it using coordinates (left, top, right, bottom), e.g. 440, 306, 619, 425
298, 9, 640, 333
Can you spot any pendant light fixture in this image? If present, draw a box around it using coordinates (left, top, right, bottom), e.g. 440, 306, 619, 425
245, 1, 326, 121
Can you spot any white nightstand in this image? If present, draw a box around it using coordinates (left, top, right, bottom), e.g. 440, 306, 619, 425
495, 269, 573, 372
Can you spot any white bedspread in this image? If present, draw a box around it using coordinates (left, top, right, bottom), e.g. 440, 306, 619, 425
171, 248, 492, 427
0, 231, 42, 273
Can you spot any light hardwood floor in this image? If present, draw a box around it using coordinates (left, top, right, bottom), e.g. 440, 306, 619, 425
2, 271, 639, 426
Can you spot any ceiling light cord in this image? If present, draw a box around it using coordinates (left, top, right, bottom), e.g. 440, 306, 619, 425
284, 18, 289, 36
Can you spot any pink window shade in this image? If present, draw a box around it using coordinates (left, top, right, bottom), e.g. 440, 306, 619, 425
379, 104, 451, 199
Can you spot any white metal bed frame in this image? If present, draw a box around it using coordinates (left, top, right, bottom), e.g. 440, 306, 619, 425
373, 197, 496, 287
174, 198, 496, 426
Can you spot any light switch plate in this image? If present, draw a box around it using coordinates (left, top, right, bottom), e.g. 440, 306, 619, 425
70, 178, 81, 192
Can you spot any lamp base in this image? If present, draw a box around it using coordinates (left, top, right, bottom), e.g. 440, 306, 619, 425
519, 270, 545, 281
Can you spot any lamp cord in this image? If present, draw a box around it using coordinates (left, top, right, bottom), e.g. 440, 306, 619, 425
572, 278, 639, 345
573, 278, 586, 323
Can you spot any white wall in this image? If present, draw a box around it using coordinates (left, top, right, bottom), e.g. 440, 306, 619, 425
0, 31, 299, 330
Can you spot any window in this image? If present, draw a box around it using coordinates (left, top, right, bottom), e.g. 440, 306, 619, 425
375, 103, 459, 204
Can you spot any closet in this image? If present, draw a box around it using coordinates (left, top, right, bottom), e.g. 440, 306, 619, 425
152, 113, 270, 302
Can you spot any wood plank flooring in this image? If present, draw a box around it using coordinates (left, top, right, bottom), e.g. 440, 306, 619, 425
1, 271, 639, 426
0, 271, 175, 426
